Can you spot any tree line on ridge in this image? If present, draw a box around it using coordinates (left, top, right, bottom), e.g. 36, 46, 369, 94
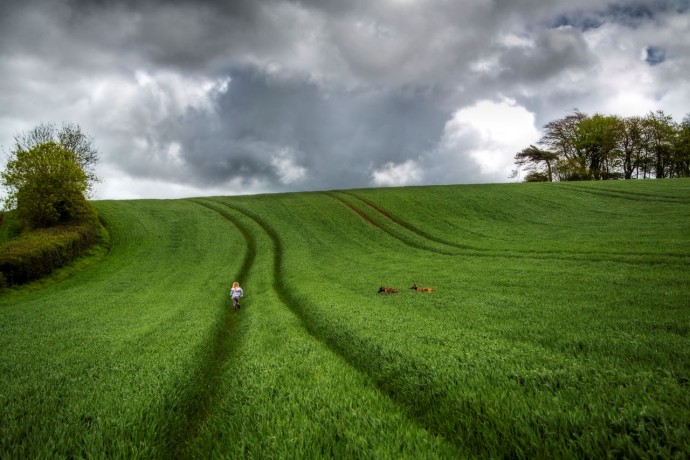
513, 110, 690, 182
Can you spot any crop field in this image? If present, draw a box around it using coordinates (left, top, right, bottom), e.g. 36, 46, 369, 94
1, 179, 689, 458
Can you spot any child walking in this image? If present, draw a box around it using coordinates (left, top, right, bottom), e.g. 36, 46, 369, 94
230, 281, 244, 311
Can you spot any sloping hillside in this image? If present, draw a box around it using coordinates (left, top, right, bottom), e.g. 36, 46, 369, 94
1, 180, 689, 458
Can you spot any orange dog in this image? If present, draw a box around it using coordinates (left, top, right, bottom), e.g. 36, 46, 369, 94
410, 283, 433, 292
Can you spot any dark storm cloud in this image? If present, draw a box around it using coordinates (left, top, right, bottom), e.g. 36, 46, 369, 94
496, 27, 594, 84
645, 46, 667, 65
550, 0, 689, 30
152, 69, 449, 191
1, 0, 688, 198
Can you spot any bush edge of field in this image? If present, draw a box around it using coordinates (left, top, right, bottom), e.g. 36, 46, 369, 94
0, 209, 104, 288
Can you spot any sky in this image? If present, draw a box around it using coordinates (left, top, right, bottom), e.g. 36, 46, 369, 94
1, 0, 688, 199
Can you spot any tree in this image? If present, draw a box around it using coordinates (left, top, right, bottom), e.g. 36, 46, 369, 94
671, 113, 690, 178
13, 123, 99, 196
516, 109, 686, 182
574, 114, 623, 180
618, 116, 644, 179
514, 145, 558, 182
1, 142, 90, 229
539, 110, 590, 180
642, 111, 675, 179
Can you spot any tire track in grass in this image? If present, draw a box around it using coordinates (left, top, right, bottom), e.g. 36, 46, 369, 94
2, 201, 254, 458
323, 191, 460, 256
339, 190, 483, 252
331, 190, 690, 266
206, 199, 473, 452
171, 199, 256, 456
207, 197, 690, 457
201, 199, 464, 456
230, 200, 524, 454
326, 190, 567, 260
556, 182, 690, 203
219, 202, 507, 454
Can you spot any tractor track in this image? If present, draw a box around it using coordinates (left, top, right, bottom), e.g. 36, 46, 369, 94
326, 191, 690, 266
182, 194, 689, 454
171, 199, 256, 457
197, 198, 465, 450
340, 190, 482, 251
323, 191, 459, 256
556, 183, 690, 204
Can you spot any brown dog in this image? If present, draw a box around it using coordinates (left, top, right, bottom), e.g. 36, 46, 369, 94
410, 283, 433, 292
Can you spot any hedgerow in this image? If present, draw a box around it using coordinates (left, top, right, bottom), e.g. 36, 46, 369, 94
0, 211, 101, 287
0, 210, 23, 244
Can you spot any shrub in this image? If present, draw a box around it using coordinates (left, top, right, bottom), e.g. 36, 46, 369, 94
0, 210, 24, 244
524, 171, 550, 182
0, 214, 100, 287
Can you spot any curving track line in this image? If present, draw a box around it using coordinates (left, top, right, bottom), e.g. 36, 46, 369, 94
325, 191, 690, 266
201, 198, 514, 452
556, 183, 690, 203
190, 195, 688, 453
200, 198, 469, 450
323, 191, 459, 256
173, 199, 256, 455
339, 190, 482, 251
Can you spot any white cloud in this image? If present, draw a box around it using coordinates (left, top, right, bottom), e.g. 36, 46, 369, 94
132, 70, 230, 116
93, 166, 271, 200
578, 24, 658, 117
432, 99, 540, 179
271, 148, 307, 185
371, 159, 422, 186
501, 33, 535, 49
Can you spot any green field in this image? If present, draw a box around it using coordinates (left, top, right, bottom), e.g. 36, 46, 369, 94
1, 179, 689, 458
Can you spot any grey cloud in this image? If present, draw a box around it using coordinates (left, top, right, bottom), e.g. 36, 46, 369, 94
497, 27, 594, 84
1, 0, 688, 198
149, 69, 449, 191
548, 0, 689, 30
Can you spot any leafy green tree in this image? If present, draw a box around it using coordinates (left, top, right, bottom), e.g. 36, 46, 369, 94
554, 157, 590, 181
618, 116, 644, 179
540, 110, 587, 158
672, 113, 690, 178
13, 123, 99, 196
514, 145, 558, 182
539, 110, 590, 180
518, 109, 686, 181
642, 111, 675, 179
574, 114, 623, 180
1, 142, 90, 229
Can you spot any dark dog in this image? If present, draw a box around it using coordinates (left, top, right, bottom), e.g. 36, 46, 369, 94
378, 286, 399, 294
